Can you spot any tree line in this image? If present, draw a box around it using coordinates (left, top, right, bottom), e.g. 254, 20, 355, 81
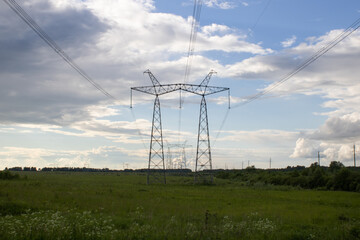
216, 161, 360, 192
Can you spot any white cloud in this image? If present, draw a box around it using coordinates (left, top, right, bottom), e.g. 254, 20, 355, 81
0, 0, 271, 130
201, 23, 231, 36
290, 138, 318, 159
309, 113, 360, 142
0, 145, 148, 169
1, 0, 359, 169
241, 2, 249, 7
281, 35, 296, 48
290, 138, 357, 165
203, 0, 236, 9
289, 112, 360, 165
219, 30, 360, 165
217, 129, 299, 148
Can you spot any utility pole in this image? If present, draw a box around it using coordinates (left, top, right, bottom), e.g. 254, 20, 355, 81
242, 161, 243, 170
318, 151, 320, 166
354, 144, 356, 167
269, 157, 271, 169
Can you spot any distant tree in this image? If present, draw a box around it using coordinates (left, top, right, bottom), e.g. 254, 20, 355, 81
333, 168, 351, 191
246, 165, 256, 171
0, 170, 20, 180
310, 162, 319, 169
309, 167, 327, 188
8, 167, 22, 171
329, 161, 344, 172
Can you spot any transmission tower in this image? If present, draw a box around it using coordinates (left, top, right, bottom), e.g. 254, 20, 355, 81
166, 141, 192, 169
180, 141, 192, 169
131, 70, 229, 184
166, 144, 173, 169
131, 70, 167, 184
193, 70, 227, 183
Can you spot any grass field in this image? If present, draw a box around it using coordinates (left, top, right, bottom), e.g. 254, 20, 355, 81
0, 172, 359, 239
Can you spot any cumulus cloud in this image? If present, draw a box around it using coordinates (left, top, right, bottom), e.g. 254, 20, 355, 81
0, 0, 271, 128
0, 145, 149, 169
1, 0, 359, 168
309, 113, 360, 142
203, 0, 236, 9
290, 138, 318, 159
201, 23, 231, 36
241, 2, 249, 7
290, 113, 360, 164
281, 35, 296, 48
290, 139, 357, 164
217, 129, 299, 148
218, 29, 360, 165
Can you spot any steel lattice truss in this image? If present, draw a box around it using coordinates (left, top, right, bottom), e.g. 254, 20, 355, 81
131, 84, 228, 97
194, 96, 213, 183
131, 70, 229, 184
147, 95, 166, 184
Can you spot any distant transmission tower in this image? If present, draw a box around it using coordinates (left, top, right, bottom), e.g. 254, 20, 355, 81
180, 141, 191, 169
131, 70, 229, 184
166, 144, 173, 169
166, 141, 192, 169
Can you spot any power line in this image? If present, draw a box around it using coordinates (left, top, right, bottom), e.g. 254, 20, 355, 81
184, 0, 203, 84
249, 0, 272, 33
178, 0, 203, 151
232, 16, 360, 109
211, 108, 230, 147
211, 16, 360, 149
3, 0, 116, 100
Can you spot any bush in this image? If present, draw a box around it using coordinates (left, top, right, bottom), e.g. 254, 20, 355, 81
329, 161, 344, 172
0, 170, 20, 180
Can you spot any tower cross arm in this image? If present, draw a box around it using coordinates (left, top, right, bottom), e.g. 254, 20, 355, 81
131, 84, 182, 96
132, 84, 228, 96
181, 84, 229, 96
198, 70, 217, 87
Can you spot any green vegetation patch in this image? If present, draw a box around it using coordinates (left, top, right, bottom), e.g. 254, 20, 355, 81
0, 171, 359, 239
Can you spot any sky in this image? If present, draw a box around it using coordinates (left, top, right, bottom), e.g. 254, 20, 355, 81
0, 0, 360, 170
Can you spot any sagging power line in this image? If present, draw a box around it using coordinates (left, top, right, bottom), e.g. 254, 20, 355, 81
178, 0, 204, 167
3, 0, 115, 100
233, 16, 360, 109
131, 70, 229, 184
210, 16, 360, 149
184, 0, 203, 84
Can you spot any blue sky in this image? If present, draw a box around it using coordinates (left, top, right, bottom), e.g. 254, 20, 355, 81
0, 0, 360, 170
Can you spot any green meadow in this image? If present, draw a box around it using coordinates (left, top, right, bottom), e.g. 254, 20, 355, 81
0, 172, 359, 239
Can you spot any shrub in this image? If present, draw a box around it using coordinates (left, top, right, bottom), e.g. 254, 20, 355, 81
0, 170, 20, 180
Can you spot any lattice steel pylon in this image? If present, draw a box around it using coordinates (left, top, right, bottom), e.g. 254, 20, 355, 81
147, 95, 166, 184
166, 141, 192, 169
193, 70, 222, 183
195, 95, 212, 183
131, 70, 230, 184
131, 70, 167, 184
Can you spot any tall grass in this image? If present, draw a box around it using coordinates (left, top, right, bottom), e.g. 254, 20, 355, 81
0, 172, 359, 239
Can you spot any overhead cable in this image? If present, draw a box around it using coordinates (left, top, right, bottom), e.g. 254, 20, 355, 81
184, 0, 203, 84
211, 16, 360, 149
178, 0, 203, 149
3, 0, 116, 100
249, 0, 272, 33
232, 16, 360, 109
